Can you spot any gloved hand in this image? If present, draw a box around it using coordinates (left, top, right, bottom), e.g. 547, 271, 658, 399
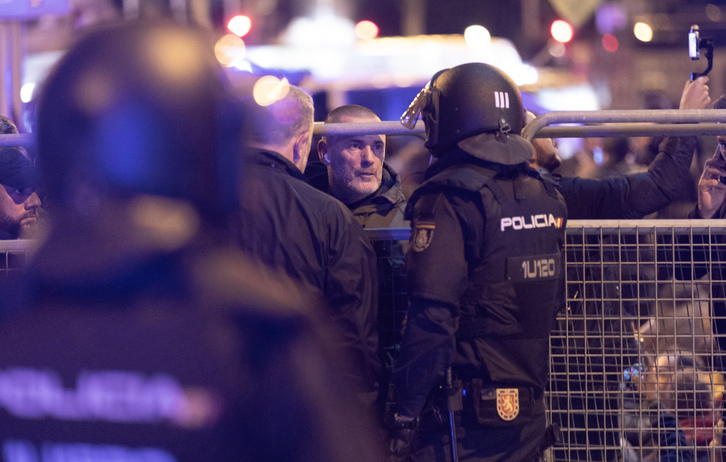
387, 413, 418, 462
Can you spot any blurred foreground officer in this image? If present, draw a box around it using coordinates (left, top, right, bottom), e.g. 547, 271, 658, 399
390, 63, 567, 461
234, 86, 382, 413
0, 21, 383, 462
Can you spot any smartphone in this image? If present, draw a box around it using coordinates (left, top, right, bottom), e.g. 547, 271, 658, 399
689, 25, 701, 60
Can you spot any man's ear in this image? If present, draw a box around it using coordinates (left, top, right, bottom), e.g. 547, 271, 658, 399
292, 132, 311, 166
318, 139, 330, 165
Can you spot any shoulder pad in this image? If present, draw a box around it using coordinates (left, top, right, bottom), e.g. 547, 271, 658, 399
412, 163, 508, 206
532, 169, 561, 199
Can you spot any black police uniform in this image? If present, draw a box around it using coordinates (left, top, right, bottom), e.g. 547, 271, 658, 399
0, 232, 385, 462
394, 146, 567, 462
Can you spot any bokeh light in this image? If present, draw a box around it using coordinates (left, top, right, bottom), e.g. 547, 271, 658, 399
602, 34, 619, 52
227, 15, 252, 38
214, 34, 246, 67
551, 20, 573, 43
633, 22, 653, 42
355, 20, 379, 41
20, 83, 36, 103
253, 76, 290, 107
706, 4, 722, 22
548, 41, 566, 58
464, 25, 491, 49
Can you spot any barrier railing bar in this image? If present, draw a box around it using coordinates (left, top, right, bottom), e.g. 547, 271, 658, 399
0, 133, 35, 147
5, 110, 726, 146
521, 109, 726, 141
308, 110, 726, 140
536, 122, 726, 139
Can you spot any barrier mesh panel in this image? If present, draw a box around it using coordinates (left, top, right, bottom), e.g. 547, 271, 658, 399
0, 240, 34, 279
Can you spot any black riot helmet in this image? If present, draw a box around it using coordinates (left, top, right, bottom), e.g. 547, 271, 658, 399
36, 21, 240, 223
401, 62, 529, 163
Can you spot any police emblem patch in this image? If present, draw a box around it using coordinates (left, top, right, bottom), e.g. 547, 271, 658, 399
496, 388, 519, 421
411, 223, 435, 252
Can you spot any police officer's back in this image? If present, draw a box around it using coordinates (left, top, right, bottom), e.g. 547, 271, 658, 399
390, 63, 568, 462
0, 21, 383, 462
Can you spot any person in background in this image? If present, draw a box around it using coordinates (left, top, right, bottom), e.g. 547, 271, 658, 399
312, 104, 409, 414
312, 104, 407, 228
0, 115, 42, 240
0, 21, 384, 462
527, 76, 710, 219
0, 147, 42, 240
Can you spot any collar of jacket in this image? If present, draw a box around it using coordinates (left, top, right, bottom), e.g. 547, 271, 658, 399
246, 148, 306, 181
347, 163, 406, 212
305, 161, 405, 210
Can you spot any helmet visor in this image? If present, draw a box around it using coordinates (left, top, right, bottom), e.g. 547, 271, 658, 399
400, 82, 432, 130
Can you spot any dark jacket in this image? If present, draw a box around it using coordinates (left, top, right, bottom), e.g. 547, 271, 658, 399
234, 149, 382, 404
307, 161, 408, 228
544, 136, 697, 219
0, 212, 385, 462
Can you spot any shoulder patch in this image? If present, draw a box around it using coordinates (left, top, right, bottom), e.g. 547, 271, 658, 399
411, 222, 435, 252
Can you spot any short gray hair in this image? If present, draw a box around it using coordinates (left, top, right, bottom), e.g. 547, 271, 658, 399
324, 104, 380, 124
243, 85, 314, 147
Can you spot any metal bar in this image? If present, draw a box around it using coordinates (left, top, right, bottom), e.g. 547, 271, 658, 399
313, 110, 726, 139
0, 239, 39, 251
313, 121, 425, 137
522, 109, 726, 141
535, 123, 726, 139
0, 133, 34, 146
8, 110, 726, 147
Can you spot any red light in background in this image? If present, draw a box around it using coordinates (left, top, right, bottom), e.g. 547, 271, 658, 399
602, 33, 618, 52
355, 20, 379, 40
551, 20, 573, 43
227, 15, 252, 37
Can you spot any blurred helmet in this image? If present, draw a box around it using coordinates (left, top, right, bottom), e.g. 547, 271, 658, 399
401, 63, 527, 162
36, 21, 240, 222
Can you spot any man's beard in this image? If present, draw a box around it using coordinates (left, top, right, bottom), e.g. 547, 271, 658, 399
0, 211, 37, 239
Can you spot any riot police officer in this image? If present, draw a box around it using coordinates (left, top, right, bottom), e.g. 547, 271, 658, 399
389, 63, 568, 461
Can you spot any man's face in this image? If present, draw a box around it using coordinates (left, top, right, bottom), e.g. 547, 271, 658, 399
531, 137, 562, 173
320, 115, 385, 204
0, 184, 41, 239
